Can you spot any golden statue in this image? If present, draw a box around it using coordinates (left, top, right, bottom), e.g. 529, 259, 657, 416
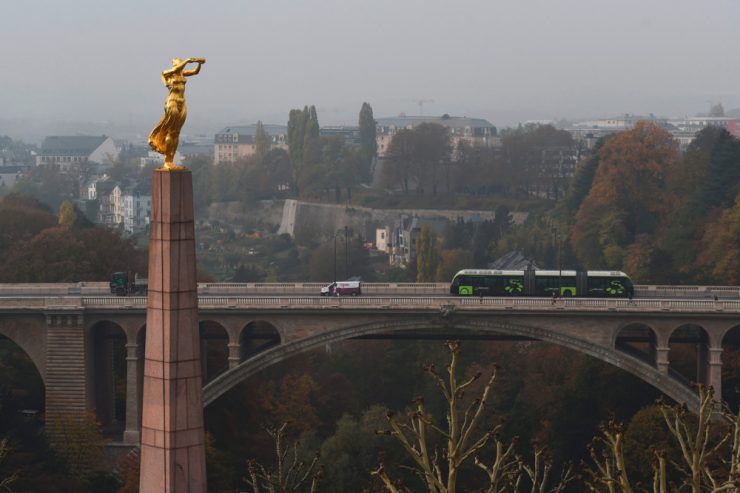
149, 57, 206, 170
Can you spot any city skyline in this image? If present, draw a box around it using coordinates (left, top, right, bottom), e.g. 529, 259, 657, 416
2, 0, 740, 142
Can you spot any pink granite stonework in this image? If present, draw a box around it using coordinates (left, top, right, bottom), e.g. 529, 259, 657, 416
139, 170, 207, 492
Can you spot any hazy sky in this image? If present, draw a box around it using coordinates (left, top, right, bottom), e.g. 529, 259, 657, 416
2, 0, 739, 141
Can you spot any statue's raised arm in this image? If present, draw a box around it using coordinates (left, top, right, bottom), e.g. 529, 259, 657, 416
183, 58, 205, 77
149, 57, 206, 170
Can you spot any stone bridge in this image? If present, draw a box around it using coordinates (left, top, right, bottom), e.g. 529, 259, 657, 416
0, 282, 738, 445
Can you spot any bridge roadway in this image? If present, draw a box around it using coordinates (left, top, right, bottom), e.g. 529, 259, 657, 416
0, 282, 738, 445
1, 281, 739, 298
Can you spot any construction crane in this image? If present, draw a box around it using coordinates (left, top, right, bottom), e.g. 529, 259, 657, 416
414, 99, 435, 116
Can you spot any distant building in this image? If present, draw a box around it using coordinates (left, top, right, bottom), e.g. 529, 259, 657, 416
532, 145, 582, 200
95, 180, 118, 227
320, 126, 361, 146
139, 150, 183, 169
36, 135, 119, 171
563, 115, 740, 150
111, 183, 151, 234
375, 227, 391, 254
375, 115, 498, 157
213, 124, 288, 165
666, 117, 740, 148
0, 164, 28, 189
121, 184, 151, 234
177, 141, 213, 159
388, 215, 447, 267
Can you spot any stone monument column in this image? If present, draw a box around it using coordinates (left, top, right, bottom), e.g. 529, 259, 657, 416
139, 169, 207, 492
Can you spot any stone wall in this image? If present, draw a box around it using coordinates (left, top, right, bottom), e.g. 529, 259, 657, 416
279, 199, 529, 245
202, 200, 285, 232
204, 199, 528, 245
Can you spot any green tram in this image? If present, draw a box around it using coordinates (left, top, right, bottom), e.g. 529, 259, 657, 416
450, 269, 634, 298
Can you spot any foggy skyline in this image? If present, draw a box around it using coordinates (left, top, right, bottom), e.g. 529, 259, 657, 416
2, 0, 739, 142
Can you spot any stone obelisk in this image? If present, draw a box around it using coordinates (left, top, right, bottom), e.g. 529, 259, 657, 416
139, 169, 207, 492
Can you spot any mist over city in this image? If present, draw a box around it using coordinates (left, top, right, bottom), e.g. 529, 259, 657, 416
0, 1, 739, 493
2, 0, 740, 142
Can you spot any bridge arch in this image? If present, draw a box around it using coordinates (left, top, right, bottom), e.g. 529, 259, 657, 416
203, 317, 700, 410
199, 320, 229, 383
667, 324, 709, 385
721, 324, 740, 411
0, 333, 45, 416
0, 316, 47, 382
90, 320, 127, 436
613, 323, 657, 366
240, 320, 281, 362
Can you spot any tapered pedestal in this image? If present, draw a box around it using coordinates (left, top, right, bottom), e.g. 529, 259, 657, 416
139, 169, 206, 492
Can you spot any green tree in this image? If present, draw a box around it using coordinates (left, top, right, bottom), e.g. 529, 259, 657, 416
383, 123, 450, 195
307, 237, 373, 282
700, 128, 740, 211
233, 264, 266, 282
319, 406, 399, 493
412, 123, 450, 195
288, 108, 308, 167
698, 193, 740, 284
0, 194, 56, 257
383, 128, 416, 193
501, 123, 574, 197
416, 224, 440, 282
436, 248, 472, 281
254, 120, 272, 158
288, 106, 322, 196
288, 107, 309, 194
564, 136, 611, 215
264, 148, 292, 194
0, 226, 146, 282
583, 387, 740, 493
358, 102, 377, 182
47, 412, 110, 487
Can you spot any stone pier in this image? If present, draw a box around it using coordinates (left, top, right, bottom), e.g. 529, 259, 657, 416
139, 169, 207, 492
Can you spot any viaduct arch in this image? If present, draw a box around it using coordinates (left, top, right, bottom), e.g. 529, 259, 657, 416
0, 316, 47, 383
203, 317, 701, 409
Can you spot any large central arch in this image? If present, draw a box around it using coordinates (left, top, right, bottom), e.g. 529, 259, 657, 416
203, 317, 700, 409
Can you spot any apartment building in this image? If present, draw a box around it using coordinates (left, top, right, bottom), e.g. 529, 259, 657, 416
375, 115, 499, 157
36, 135, 119, 171
213, 124, 288, 164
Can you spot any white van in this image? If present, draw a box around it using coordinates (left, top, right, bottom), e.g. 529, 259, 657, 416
320, 281, 362, 296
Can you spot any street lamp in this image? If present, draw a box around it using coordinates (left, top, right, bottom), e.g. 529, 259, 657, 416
333, 227, 352, 282
552, 225, 563, 296
344, 226, 349, 280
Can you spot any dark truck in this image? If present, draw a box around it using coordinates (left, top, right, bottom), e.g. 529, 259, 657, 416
110, 272, 148, 296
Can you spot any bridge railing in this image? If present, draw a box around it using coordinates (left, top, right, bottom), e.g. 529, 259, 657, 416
67, 296, 740, 312
0, 295, 737, 312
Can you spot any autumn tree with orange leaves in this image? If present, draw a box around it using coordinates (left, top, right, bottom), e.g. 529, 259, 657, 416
570, 121, 678, 274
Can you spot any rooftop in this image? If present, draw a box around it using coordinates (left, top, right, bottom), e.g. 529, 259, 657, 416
376, 115, 496, 130
215, 124, 288, 136
40, 135, 108, 156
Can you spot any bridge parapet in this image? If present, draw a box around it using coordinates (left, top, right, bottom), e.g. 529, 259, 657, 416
93, 296, 740, 313
1, 295, 737, 314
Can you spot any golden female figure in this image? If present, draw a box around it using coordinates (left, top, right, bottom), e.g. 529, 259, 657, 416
149, 57, 206, 169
